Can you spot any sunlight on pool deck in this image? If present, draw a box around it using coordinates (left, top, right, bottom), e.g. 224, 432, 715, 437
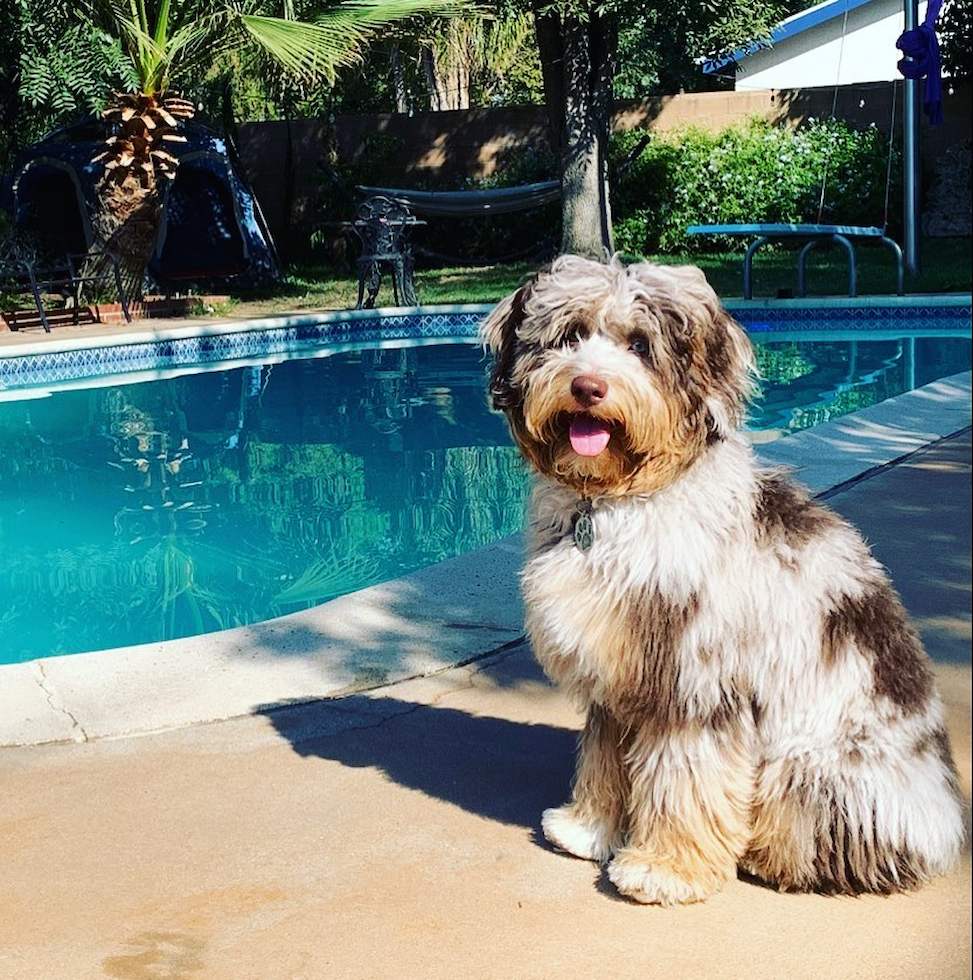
0, 314, 969, 980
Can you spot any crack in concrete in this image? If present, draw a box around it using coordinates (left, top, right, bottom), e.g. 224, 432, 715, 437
265, 640, 533, 748
29, 662, 88, 742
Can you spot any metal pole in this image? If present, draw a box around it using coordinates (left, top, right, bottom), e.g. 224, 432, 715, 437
903, 0, 921, 274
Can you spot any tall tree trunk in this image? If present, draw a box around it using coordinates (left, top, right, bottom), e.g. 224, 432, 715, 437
421, 21, 472, 111
421, 46, 450, 110
447, 20, 471, 110
390, 43, 410, 113
534, 5, 617, 259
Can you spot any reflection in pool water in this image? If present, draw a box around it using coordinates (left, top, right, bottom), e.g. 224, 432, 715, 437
0, 332, 968, 662
0, 344, 528, 661
748, 334, 969, 431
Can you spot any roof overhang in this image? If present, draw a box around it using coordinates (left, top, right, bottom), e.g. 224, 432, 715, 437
701, 0, 879, 75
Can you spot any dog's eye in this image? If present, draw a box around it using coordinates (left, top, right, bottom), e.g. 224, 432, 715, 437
555, 321, 591, 349
629, 336, 652, 361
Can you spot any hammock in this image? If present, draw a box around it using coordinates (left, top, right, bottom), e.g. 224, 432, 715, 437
355, 181, 561, 217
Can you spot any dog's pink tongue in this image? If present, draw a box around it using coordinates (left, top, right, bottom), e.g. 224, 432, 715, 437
569, 415, 612, 457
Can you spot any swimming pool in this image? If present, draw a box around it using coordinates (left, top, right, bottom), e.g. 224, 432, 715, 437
0, 299, 969, 663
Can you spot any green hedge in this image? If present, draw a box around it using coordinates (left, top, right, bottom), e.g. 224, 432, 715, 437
609, 117, 901, 256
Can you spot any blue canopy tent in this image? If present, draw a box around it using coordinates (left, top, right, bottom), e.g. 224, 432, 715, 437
9, 117, 280, 288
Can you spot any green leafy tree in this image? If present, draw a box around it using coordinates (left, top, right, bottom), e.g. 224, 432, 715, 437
321, 5, 542, 115
1, 0, 135, 171
532, 0, 791, 258
613, 2, 813, 97
940, 0, 972, 81
417, 9, 540, 110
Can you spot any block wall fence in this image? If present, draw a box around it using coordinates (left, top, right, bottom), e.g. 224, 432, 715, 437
236, 81, 972, 259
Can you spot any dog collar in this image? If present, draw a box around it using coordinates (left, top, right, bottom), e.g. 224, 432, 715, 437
573, 498, 594, 551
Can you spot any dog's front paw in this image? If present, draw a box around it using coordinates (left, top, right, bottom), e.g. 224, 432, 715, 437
607, 850, 719, 906
541, 805, 615, 862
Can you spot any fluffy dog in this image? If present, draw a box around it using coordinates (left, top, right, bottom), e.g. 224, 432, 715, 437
480, 254, 964, 905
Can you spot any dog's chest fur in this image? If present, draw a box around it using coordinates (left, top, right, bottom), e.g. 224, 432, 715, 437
521, 440, 760, 721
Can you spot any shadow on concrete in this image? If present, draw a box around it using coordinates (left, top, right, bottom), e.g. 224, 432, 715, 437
255, 429, 971, 836
234, 537, 526, 679
257, 693, 576, 831
825, 427, 972, 665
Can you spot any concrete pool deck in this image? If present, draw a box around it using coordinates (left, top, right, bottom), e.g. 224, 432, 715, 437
0, 318, 970, 978
0, 427, 969, 980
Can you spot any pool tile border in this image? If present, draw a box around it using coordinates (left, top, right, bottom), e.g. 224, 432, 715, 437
0, 306, 489, 392
1, 296, 969, 393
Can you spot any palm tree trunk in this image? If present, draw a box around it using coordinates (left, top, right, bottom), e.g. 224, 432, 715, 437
89, 180, 163, 301
85, 92, 194, 301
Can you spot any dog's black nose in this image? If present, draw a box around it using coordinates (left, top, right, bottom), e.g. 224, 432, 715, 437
571, 375, 608, 407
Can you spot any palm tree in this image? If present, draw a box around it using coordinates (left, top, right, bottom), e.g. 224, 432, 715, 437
418, 11, 538, 111
86, 0, 462, 297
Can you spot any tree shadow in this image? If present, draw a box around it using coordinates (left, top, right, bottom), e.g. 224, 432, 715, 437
822, 426, 972, 665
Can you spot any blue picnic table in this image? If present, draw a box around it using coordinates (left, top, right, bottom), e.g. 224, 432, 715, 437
686, 223, 904, 299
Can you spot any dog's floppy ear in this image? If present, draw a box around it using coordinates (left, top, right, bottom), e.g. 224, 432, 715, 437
479, 279, 533, 411
704, 309, 757, 438
632, 262, 756, 438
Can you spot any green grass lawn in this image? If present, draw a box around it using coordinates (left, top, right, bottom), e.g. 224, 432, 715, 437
218, 236, 971, 318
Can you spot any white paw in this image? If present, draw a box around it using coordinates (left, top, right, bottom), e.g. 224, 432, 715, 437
541, 805, 615, 862
607, 851, 714, 906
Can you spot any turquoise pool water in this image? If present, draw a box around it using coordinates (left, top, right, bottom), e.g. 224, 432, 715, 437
0, 324, 969, 663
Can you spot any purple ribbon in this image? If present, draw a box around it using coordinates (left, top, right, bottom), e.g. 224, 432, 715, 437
896, 0, 944, 125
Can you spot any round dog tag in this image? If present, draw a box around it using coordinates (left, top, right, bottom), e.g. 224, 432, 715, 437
574, 500, 594, 551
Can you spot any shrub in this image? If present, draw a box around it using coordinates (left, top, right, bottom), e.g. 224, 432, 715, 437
610, 118, 901, 255
316, 131, 410, 226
